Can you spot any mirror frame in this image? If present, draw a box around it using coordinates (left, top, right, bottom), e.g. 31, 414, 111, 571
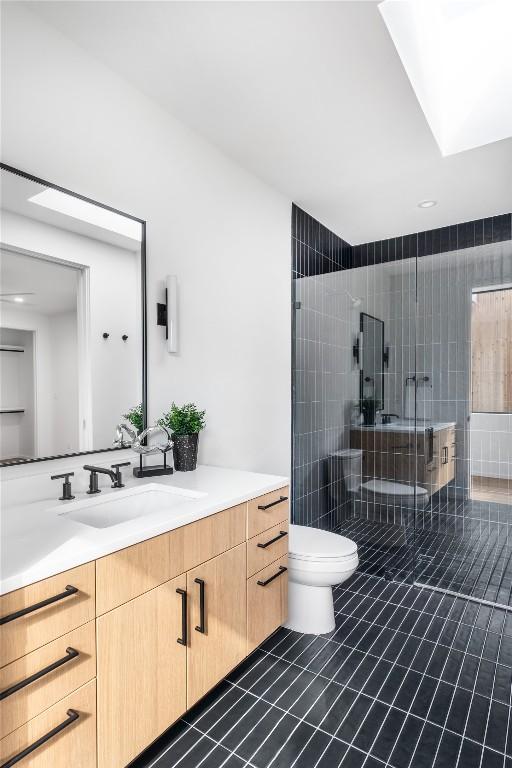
0, 163, 147, 466
359, 311, 385, 411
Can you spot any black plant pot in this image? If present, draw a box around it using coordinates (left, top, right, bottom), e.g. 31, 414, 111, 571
172, 433, 199, 471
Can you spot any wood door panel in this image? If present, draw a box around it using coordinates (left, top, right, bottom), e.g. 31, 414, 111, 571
169, 504, 246, 577
96, 532, 170, 615
247, 555, 288, 654
187, 543, 247, 707
97, 577, 187, 768
0, 680, 96, 768
0, 621, 96, 739
0, 563, 95, 667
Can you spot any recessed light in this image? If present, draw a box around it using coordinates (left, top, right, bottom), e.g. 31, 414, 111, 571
13, 297, 24, 303
417, 200, 437, 209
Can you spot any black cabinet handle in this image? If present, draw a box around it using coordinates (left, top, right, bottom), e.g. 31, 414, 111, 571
257, 530, 288, 549
0, 709, 79, 768
257, 566, 288, 587
0, 585, 78, 626
0, 647, 79, 701
176, 588, 187, 646
194, 578, 205, 634
257, 495, 288, 511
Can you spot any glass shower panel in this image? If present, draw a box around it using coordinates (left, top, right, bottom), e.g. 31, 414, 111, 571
413, 239, 512, 608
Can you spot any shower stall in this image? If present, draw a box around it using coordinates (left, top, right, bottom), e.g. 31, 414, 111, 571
292, 205, 512, 610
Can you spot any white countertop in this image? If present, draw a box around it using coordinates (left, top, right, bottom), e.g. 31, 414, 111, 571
0, 461, 289, 595
352, 421, 456, 434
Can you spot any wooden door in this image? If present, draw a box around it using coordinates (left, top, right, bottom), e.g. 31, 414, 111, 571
247, 555, 288, 654
96, 576, 187, 768
187, 543, 247, 707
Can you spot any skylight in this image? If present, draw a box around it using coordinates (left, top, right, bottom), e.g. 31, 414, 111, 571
28, 189, 142, 241
379, 0, 512, 156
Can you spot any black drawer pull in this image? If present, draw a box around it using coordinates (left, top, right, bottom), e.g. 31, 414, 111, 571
257, 530, 288, 549
0, 585, 78, 626
0, 647, 79, 701
257, 565, 287, 587
0, 709, 79, 768
176, 588, 187, 646
194, 578, 205, 634
257, 495, 288, 511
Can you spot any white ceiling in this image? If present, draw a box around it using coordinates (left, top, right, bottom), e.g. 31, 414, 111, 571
30, 1, 512, 244
0, 248, 78, 316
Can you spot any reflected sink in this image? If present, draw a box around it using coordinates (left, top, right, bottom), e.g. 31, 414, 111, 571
55, 483, 206, 528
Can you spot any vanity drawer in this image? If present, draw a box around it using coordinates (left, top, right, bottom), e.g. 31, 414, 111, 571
247, 487, 289, 538
247, 555, 288, 654
0, 621, 96, 738
96, 532, 170, 616
169, 503, 247, 575
0, 563, 95, 667
247, 521, 289, 578
0, 678, 96, 768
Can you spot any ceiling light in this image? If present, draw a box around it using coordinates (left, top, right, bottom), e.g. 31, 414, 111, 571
28, 189, 142, 241
13, 297, 24, 303
417, 200, 437, 209
379, 0, 512, 156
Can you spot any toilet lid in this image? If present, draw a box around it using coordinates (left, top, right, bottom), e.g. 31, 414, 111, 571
361, 479, 428, 497
289, 524, 357, 561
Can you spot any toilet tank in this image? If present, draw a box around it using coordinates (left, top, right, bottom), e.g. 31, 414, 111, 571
329, 449, 362, 493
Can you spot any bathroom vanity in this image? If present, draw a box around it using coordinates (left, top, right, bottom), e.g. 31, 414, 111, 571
351, 421, 456, 495
0, 466, 289, 768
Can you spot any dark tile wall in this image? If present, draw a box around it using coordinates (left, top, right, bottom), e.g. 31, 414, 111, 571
291, 206, 512, 540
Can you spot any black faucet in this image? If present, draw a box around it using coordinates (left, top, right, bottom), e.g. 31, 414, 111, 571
381, 413, 400, 425
51, 472, 75, 500
83, 462, 130, 494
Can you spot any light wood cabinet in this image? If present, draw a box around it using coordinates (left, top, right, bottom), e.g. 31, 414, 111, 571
96, 533, 170, 615
247, 486, 289, 538
186, 543, 247, 707
247, 555, 288, 654
351, 428, 455, 496
96, 576, 187, 768
0, 679, 96, 768
2, 486, 289, 767
0, 563, 95, 667
0, 621, 96, 739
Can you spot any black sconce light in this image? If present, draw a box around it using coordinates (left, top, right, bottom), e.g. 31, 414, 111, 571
352, 337, 360, 365
383, 346, 390, 369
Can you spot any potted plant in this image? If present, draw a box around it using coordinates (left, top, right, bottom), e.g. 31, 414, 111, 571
159, 402, 206, 471
123, 403, 144, 434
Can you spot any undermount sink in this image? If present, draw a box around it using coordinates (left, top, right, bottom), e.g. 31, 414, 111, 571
55, 483, 206, 528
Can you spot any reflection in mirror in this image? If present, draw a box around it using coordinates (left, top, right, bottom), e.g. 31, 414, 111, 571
0, 166, 145, 465
360, 311, 384, 418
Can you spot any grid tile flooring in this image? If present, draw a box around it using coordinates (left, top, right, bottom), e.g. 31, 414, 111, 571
133, 573, 512, 768
336, 516, 512, 607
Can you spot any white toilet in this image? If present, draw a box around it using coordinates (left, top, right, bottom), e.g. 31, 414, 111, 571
332, 448, 430, 511
285, 524, 359, 635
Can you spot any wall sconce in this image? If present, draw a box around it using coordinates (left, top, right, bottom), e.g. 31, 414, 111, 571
157, 275, 178, 353
352, 337, 360, 365
383, 345, 390, 369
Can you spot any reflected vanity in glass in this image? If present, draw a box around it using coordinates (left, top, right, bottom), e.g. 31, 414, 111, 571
0, 164, 146, 465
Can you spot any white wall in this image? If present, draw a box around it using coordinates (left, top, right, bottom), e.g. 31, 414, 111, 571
49, 311, 79, 453
471, 412, 512, 480
1, 3, 291, 476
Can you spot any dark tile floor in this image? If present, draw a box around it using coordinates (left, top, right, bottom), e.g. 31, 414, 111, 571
337, 509, 512, 608
133, 573, 512, 768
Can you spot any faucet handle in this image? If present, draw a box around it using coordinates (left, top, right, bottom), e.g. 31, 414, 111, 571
51, 472, 75, 501
111, 461, 130, 488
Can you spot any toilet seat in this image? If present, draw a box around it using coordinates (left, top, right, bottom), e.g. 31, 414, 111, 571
288, 525, 357, 562
360, 479, 429, 499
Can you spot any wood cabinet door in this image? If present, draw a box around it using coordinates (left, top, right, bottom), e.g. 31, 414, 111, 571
187, 543, 247, 707
247, 555, 288, 655
96, 576, 187, 768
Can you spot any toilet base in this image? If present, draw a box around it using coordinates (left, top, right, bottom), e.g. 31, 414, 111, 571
284, 581, 335, 635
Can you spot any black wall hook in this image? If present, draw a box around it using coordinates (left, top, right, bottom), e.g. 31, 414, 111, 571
102, 332, 109, 339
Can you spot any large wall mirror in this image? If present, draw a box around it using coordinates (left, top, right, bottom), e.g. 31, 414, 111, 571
0, 164, 146, 466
